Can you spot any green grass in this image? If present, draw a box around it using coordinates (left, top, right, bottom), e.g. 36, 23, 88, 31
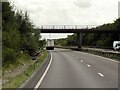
2, 53, 31, 75
0, 68, 1, 79
3, 51, 48, 88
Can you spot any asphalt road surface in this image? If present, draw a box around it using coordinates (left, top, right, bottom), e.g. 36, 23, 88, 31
39, 48, 118, 88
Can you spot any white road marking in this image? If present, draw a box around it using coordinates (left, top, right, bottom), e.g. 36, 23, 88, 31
76, 51, 118, 63
80, 60, 83, 62
98, 73, 104, 77
34, 52, 53, 89
87, 64, 91, 68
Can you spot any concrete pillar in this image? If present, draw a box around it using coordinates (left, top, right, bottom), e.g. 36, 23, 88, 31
77, 33, 82, 49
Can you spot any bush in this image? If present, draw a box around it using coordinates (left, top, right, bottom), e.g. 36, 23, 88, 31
3, 47, 17, 64
2, 2, 42, 65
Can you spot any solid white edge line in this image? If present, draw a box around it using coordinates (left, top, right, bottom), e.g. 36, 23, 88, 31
34, 52, 53, 89
98, 73, 104, 77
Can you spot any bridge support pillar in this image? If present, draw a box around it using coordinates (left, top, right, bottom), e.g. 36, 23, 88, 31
77, 33, 82, 49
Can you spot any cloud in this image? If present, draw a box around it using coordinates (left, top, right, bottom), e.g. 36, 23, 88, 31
8, 0, 120, 25
0, 0, 8, 2
74, 0, 93, 9
8, 0, 120, 39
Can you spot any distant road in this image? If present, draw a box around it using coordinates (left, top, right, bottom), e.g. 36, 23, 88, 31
39, 48, 118, 88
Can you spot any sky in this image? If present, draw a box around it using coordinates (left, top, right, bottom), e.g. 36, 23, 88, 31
8, 0, 120, 39
119, 1, 120, 18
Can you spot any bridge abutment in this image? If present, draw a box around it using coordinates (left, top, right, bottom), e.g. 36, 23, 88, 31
77, 33, 82, 49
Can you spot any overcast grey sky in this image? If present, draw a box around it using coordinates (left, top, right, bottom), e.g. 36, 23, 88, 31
9, 0, 120, 39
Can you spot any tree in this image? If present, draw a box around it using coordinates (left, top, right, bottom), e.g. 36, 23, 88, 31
2, 2, 20, 63
2, 2, 43, 65
55, 18, 120, 48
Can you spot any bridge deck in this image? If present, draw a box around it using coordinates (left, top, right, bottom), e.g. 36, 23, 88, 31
38, 29, 119, 33
35, 25, 120, 33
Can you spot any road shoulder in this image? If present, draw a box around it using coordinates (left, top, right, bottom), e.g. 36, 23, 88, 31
19, 51, 51, 88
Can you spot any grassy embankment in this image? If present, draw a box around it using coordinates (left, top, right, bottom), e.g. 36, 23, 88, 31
2, 50, 48, 88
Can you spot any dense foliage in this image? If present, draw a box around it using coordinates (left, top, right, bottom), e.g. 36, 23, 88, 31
55, 19, 120, 47
2, 2, 44, 65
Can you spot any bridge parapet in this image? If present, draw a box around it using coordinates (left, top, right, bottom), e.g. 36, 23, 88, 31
40, 25, 98, 29
35, 25, 119, 34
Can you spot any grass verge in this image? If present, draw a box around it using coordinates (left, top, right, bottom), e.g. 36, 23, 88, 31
3, 50, 48, 88
2, 53, 31, 75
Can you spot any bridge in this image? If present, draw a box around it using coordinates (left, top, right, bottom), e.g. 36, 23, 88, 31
36, 25, 119, 33
35, 25, 120, 49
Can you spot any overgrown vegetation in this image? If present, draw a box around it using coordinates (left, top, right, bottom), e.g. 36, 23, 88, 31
55, 19, 120, 47
2, 2, 45, 67
3, 51, 48, 88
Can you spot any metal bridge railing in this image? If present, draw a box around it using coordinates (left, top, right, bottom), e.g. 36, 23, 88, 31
40, 25, 99, 29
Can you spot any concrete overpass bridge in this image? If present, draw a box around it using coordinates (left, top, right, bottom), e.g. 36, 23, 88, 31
35, 25, 120, 49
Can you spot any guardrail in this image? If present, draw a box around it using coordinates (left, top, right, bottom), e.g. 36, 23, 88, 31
55, 46, 120, 61
82, 48, 120, 59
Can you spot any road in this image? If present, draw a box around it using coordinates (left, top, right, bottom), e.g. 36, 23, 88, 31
83, 47, 120, 54
38, 48, 118, 88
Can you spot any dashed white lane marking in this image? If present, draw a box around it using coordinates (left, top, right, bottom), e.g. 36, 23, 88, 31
98, 73, 104, 77
87, 64, 91, 68
80, 60, 83, 62
75, 51, 118, 63
34, 52, 53, 89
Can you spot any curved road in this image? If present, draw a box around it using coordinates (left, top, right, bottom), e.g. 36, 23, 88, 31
39, 48, 118, 88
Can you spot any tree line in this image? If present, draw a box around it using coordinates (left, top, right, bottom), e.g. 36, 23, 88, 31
55, 18, 120, 48
2, 2, 45, 65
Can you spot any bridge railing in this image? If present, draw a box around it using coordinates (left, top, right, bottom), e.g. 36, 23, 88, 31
40, 25, 99, 29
